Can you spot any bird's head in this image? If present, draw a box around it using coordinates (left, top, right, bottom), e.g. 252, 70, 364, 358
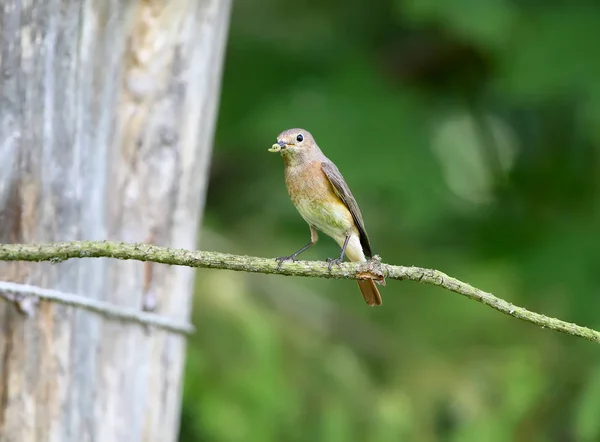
269, 128, 320, 165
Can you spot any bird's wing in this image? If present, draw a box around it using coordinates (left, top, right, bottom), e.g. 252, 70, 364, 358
321, 160, 373, 257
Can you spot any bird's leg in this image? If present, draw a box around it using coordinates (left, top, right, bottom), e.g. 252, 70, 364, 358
327, 234, 350, 272
275, 241, 314, 269
276, 226, 319, 270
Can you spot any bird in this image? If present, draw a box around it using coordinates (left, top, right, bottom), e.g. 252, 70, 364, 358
268, 128, 382, 306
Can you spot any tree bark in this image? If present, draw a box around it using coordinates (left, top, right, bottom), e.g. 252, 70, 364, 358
0, 0, 231, 441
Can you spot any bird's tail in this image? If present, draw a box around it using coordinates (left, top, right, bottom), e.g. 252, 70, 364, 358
357, 279, 382, 306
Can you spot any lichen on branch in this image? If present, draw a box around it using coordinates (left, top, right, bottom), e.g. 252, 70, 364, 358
0, 240, 598, 344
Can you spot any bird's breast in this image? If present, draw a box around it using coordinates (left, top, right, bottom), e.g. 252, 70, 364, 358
284, 162, 354, 238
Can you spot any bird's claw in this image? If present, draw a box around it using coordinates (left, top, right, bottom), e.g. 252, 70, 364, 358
275, 255, 297, 270
326, 257, 343, 273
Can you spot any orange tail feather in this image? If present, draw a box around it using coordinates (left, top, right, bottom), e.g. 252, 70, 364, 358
357, 279, 382, 306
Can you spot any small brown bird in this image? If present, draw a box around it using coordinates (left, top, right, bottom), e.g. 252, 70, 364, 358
269, 128, 382, 306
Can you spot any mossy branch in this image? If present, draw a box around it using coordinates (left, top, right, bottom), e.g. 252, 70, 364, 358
0, 240, 598, 344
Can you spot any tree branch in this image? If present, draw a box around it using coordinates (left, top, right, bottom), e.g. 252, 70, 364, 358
0, 240, 598, 344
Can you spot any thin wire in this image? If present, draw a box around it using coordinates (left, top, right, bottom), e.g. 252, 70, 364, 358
0, 281, 195, 335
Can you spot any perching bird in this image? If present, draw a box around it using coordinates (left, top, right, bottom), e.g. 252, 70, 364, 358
269, 128, 382, 306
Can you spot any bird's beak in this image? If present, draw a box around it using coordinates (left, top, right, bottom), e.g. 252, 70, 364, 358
268, 139, 287, 153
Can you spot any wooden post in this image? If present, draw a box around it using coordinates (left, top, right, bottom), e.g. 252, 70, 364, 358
0, 1, 231, 441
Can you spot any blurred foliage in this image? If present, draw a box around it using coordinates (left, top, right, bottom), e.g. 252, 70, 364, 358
180, 0, 600, 441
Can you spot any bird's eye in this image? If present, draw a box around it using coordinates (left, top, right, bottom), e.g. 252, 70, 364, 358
296, 134, 304, 143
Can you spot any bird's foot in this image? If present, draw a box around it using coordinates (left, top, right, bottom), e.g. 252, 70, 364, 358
326, 257, 343, 273
275, 255, 297, 270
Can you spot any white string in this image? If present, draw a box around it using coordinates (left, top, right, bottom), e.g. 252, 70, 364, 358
0, 281, 195, 335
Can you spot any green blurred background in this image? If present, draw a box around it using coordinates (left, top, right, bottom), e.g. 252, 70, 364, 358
180, 0, 600, 441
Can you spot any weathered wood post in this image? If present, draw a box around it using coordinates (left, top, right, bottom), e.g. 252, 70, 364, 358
0, 1, 231, 441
